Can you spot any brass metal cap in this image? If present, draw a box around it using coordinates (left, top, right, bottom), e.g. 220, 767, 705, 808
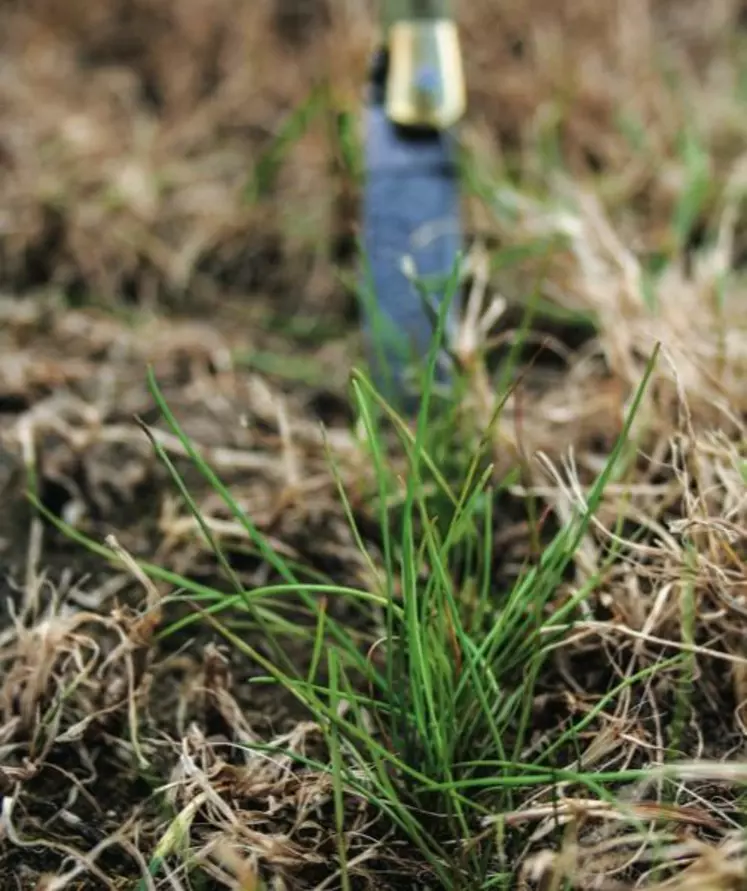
384, 18, 466, 130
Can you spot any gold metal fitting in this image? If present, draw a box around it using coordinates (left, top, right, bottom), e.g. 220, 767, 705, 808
385, 18, 466, 130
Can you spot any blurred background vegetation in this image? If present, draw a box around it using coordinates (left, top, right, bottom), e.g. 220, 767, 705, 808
2, 0, 744, 316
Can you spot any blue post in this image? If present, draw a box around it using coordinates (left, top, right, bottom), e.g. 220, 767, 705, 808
360, 6, 465, 411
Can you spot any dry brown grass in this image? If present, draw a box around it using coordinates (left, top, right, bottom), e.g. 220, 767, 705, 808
0, 0, 370, 310
0, 0, 746, 889
2, 0, 744, 306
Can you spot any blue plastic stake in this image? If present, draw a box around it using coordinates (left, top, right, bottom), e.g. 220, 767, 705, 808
360, 48, 462, 412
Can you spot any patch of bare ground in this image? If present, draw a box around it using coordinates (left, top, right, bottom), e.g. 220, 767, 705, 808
0, 0, 746, 889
